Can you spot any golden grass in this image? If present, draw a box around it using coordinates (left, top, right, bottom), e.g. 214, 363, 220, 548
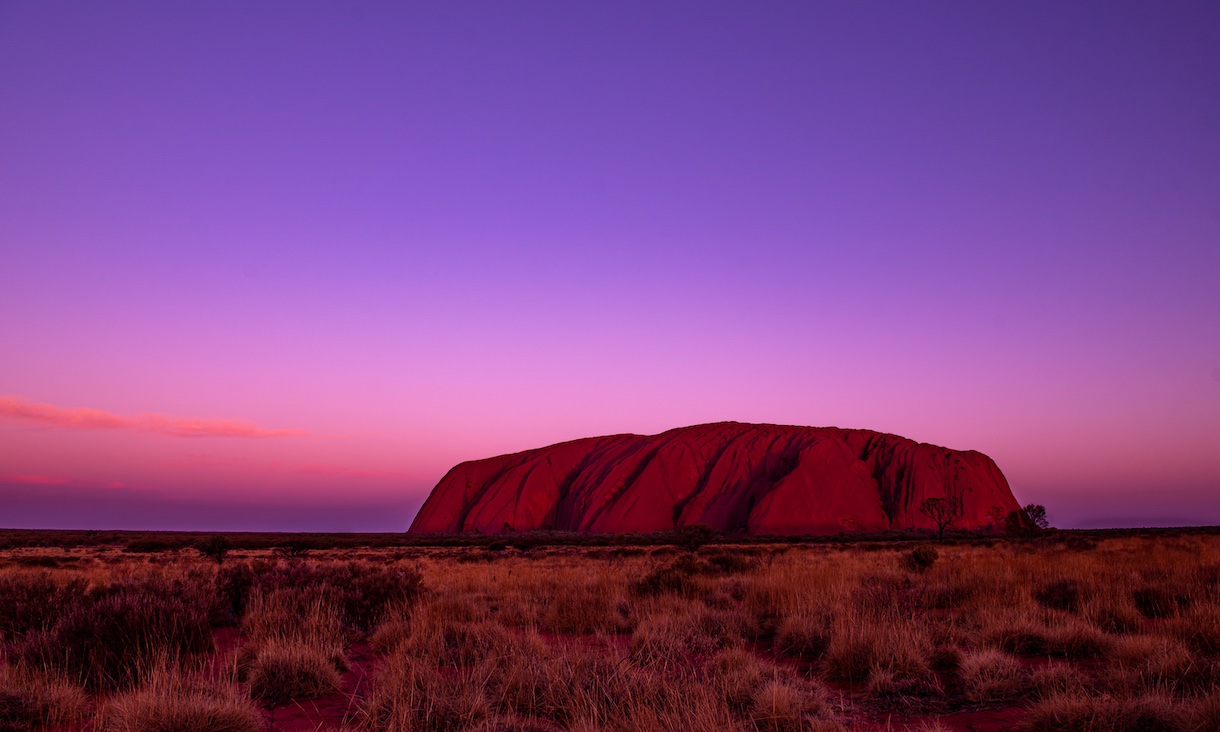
0, 665, 89, 729
3, 533, 1220, 730
96, 665, 261, 732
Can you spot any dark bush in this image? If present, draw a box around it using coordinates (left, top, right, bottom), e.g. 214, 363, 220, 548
0, 687, 40, 730
901, 545, 939, 572
123, 539, 176, 553
702, 550, 759, 575
1063, 536, 1098, 552
272, 539, 317, 559
196, 535, 231, 564
213, 560, 276, 624
1133, 585, 1191, 619
0, 572, 87, 640
249, 560, 423, 632
11, 555, 61, 568
629, 555, 707, 597
1035, 580, 1082, 613
675, 523, 716, 551
18, 587, 213, 690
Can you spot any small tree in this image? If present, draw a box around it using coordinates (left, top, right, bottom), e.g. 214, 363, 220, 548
1023, 504, 1050, 530
919, 496, 963, 541
197, 535, 230, 565
273, 539, 315, 559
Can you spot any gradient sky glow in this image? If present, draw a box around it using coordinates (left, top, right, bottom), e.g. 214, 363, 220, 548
2, 2, 1218, 531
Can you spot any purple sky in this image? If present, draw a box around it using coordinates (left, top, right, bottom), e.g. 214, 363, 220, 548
2, 2, 1218, 531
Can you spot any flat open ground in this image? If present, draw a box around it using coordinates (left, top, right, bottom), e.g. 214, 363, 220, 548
2, 531, 1219, 731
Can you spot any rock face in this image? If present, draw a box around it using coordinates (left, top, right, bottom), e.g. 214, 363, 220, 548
408, 422, 1019, 535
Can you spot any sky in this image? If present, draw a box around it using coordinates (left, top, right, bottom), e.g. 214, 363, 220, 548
1, 1, 1218, 531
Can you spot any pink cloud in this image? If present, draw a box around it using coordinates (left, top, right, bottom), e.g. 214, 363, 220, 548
0, 396, 306, 439
296, 464, 413, 481
1, 473, 128, 489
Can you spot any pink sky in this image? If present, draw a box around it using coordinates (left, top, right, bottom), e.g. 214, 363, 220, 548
1, 2, 1218, 530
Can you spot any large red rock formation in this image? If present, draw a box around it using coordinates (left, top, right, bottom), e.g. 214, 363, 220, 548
408, 422, 1019, 535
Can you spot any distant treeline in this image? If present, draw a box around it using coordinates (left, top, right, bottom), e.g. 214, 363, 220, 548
0, 525, 1218, 551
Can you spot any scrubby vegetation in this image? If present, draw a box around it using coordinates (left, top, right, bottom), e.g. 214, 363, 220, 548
0, 532, 1218, 730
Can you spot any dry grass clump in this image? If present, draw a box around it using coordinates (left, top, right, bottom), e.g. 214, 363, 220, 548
773, 611, 831, 662
704, 647, 769, 713
901, 545, 939, 573
628, 554, 710, 598
1106, 635, 1203, 695
957, 649, 1028, 703
1034, 579, 1083, 613
1083, 596, 1145, 635
1133, 583, 1192, 619
1029, 661, 1089, 700
0, 665, 89, 730
1167, 606, 1220, 658
244, 638, 344, 703
748, 678, 826, 732
537, 574, 628, 635
97, 666, 261, 732
981, 613, 1111, 660
402, 615, 528, 669
630, 604, 748, 666
1191, 691, 1220, 732
1025, 693, 1189, 732
822, 608, 940, 702
241, 588, 347, 646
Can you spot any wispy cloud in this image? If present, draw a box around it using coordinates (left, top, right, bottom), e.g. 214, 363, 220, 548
0, 396, 306, 439
296, 464, 413, 481
0, 473, 128, 489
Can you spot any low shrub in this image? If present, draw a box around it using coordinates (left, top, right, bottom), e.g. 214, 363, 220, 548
1035, 580, 1082, 613
628, 555, 707, 597
901, 545, 939, 572
702, 550, 759, 575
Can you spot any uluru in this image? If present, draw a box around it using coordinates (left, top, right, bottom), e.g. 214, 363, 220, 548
409, 422, 1021, 535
